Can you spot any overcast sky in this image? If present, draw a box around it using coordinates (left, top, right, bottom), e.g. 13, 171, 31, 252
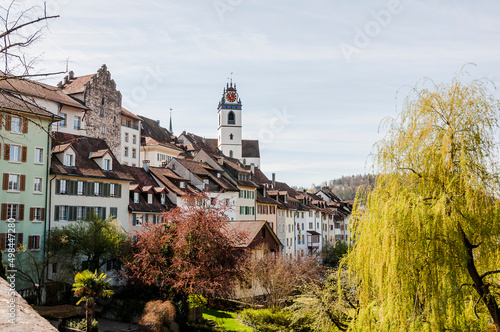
18, 0, 500, 187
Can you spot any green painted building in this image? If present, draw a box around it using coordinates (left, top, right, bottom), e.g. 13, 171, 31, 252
0, 89, 59, 290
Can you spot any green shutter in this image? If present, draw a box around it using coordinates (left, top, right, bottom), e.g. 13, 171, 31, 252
54, 206, 60, 221
103, 183, 110, 197
133, 214, 136, 226
69, 206, 76, 221
102, 207, 106, 219
55, 180, 60, 194
117, 184, 121, 198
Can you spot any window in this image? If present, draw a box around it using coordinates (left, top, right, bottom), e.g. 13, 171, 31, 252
59, 206, 67, 221
132, 148, 136, 158
9, 116, 22, 133
229, 150, 233, 158
76, 206, 84, 220
179, 182, 185, 189
125, 133, 129, 142
124, 147, 128, 157
101, 127, 106, 134
110, 183, 116, 197
110, 207, 118, 218
59, 179, 68, 194
203, 179, 209, 185
34, 148, 43, 164
77, 181, 84, 195
8, 174, 20, 191
64, 154, 73, 167
99, 108, 105, 117
6, 204, 20, 220
9, 145, 21, 162
161, 193, 166, 205
74, 116, 81, 130
147, 194, 152, 204
134, 192, 139, 203
59, 113, 66, 127
132, 135, 136, 144
228, 111, 235, 124
135, 214, 143, 225
28, 235, 40, 250
94, 183, 101, 196
31, 207, 43, 221
33, 177, 42, 193
229, 133, 233, 140
103, 159, 111, 171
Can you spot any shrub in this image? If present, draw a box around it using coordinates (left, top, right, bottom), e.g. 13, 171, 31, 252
67, 318, 98, 332
238, 308, 312, 332
141, 300, 176, 332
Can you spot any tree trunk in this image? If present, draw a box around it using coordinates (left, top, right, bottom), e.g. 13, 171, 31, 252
86, 302, 91, 332
460, 229, 500, 331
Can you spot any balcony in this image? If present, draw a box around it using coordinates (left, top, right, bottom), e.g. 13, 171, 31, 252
122, 122, 139, 130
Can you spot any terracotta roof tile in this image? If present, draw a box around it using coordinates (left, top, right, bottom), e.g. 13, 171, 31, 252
0, 90, 57, 118
60, 74, 94, 95
121, 107, 141, 121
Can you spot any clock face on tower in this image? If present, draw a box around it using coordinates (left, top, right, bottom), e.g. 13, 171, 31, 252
226, 92, 237, 103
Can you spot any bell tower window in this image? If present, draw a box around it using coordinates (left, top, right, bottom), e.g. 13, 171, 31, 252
229, 150, 233, 158
230, 133, 234, 140
228, 111, 235, 125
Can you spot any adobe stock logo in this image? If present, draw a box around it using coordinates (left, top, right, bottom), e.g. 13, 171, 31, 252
213, 0, 244, 21
340, 0, 408, 63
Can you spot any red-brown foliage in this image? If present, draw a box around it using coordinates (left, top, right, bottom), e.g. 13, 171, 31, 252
124, 194, 248, 300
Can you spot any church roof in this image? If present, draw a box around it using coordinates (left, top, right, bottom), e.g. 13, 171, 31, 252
242, 139, 260, 158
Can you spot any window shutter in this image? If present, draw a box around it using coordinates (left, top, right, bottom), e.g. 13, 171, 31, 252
22, 118, 28, 133
0, 204, 6, 221
102, 207, 106, 219
54, 206, 60, 221
35, 236, 40, 249
0, 114, 2, 128
5, 115, 11, 130
21, 146, 27, 162
19, 204, 24, 220
2, 173, 8, 190
153, 215, 157, 224
28, 236, 33, 249
41, 208, 45, 221
55, 179, 60, 194
103, 183, 110, 197
133, 214, 136, 226
17, 233, 23, 248
69, 180, 76, 195
0, 233, 5, 251
4, 144, 9, 160
69, 206, 76, 221
117, 184, 121, 198
30, 207, 34, 221
20, 175, 25, 191
145, 214, 149, 223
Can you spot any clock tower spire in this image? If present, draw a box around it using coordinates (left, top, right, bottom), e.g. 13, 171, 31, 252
218, 76, 242, 160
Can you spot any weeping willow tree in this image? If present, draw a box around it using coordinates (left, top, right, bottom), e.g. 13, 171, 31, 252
348, 74, 500, 331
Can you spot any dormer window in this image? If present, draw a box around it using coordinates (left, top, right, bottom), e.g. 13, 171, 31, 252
134, 192, 139, 203
203, 179, 209, 185
64, 154, 74, 167
180, 182, 186, 189
161, 193, 166, 205
217, 173, 221, 178
103, 159, 111, 171
147, 194, 152, 204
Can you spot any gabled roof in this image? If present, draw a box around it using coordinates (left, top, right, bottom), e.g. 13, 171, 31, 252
89, 149, 110, 159
149, 166, 198, 196
242, 139, 260, 158
121, 107, 141, 121
60, 74, 94, 95
226, 221, 282, 249
256, 192, 279, 205
0, 90, 58, 119
179, 132, 219, 155
253, 167, 272, 185
0, 75, 87, 110
51, 132, 132, 181
174, 159, 239, 192
51, 143, 72, 154
139, 115, 173, 144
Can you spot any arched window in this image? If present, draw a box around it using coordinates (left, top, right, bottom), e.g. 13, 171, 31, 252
228, 111, 235, 125
229, 150, 233, 158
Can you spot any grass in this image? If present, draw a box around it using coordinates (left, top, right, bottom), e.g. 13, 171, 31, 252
203, 308, 253, 332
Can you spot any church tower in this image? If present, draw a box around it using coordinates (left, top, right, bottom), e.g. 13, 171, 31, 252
218, 79, 242, 160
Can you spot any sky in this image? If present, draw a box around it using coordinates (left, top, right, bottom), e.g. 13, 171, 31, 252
12, 0, 500, 187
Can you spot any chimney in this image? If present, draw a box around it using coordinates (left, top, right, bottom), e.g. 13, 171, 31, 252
69, 70, 74, 79
57, 81, 62, 88
272, 173, 276, 188
143, 160, 150, 172
63, 75, 69, 84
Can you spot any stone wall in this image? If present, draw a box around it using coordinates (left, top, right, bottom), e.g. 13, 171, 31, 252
83, 64, 123, 162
